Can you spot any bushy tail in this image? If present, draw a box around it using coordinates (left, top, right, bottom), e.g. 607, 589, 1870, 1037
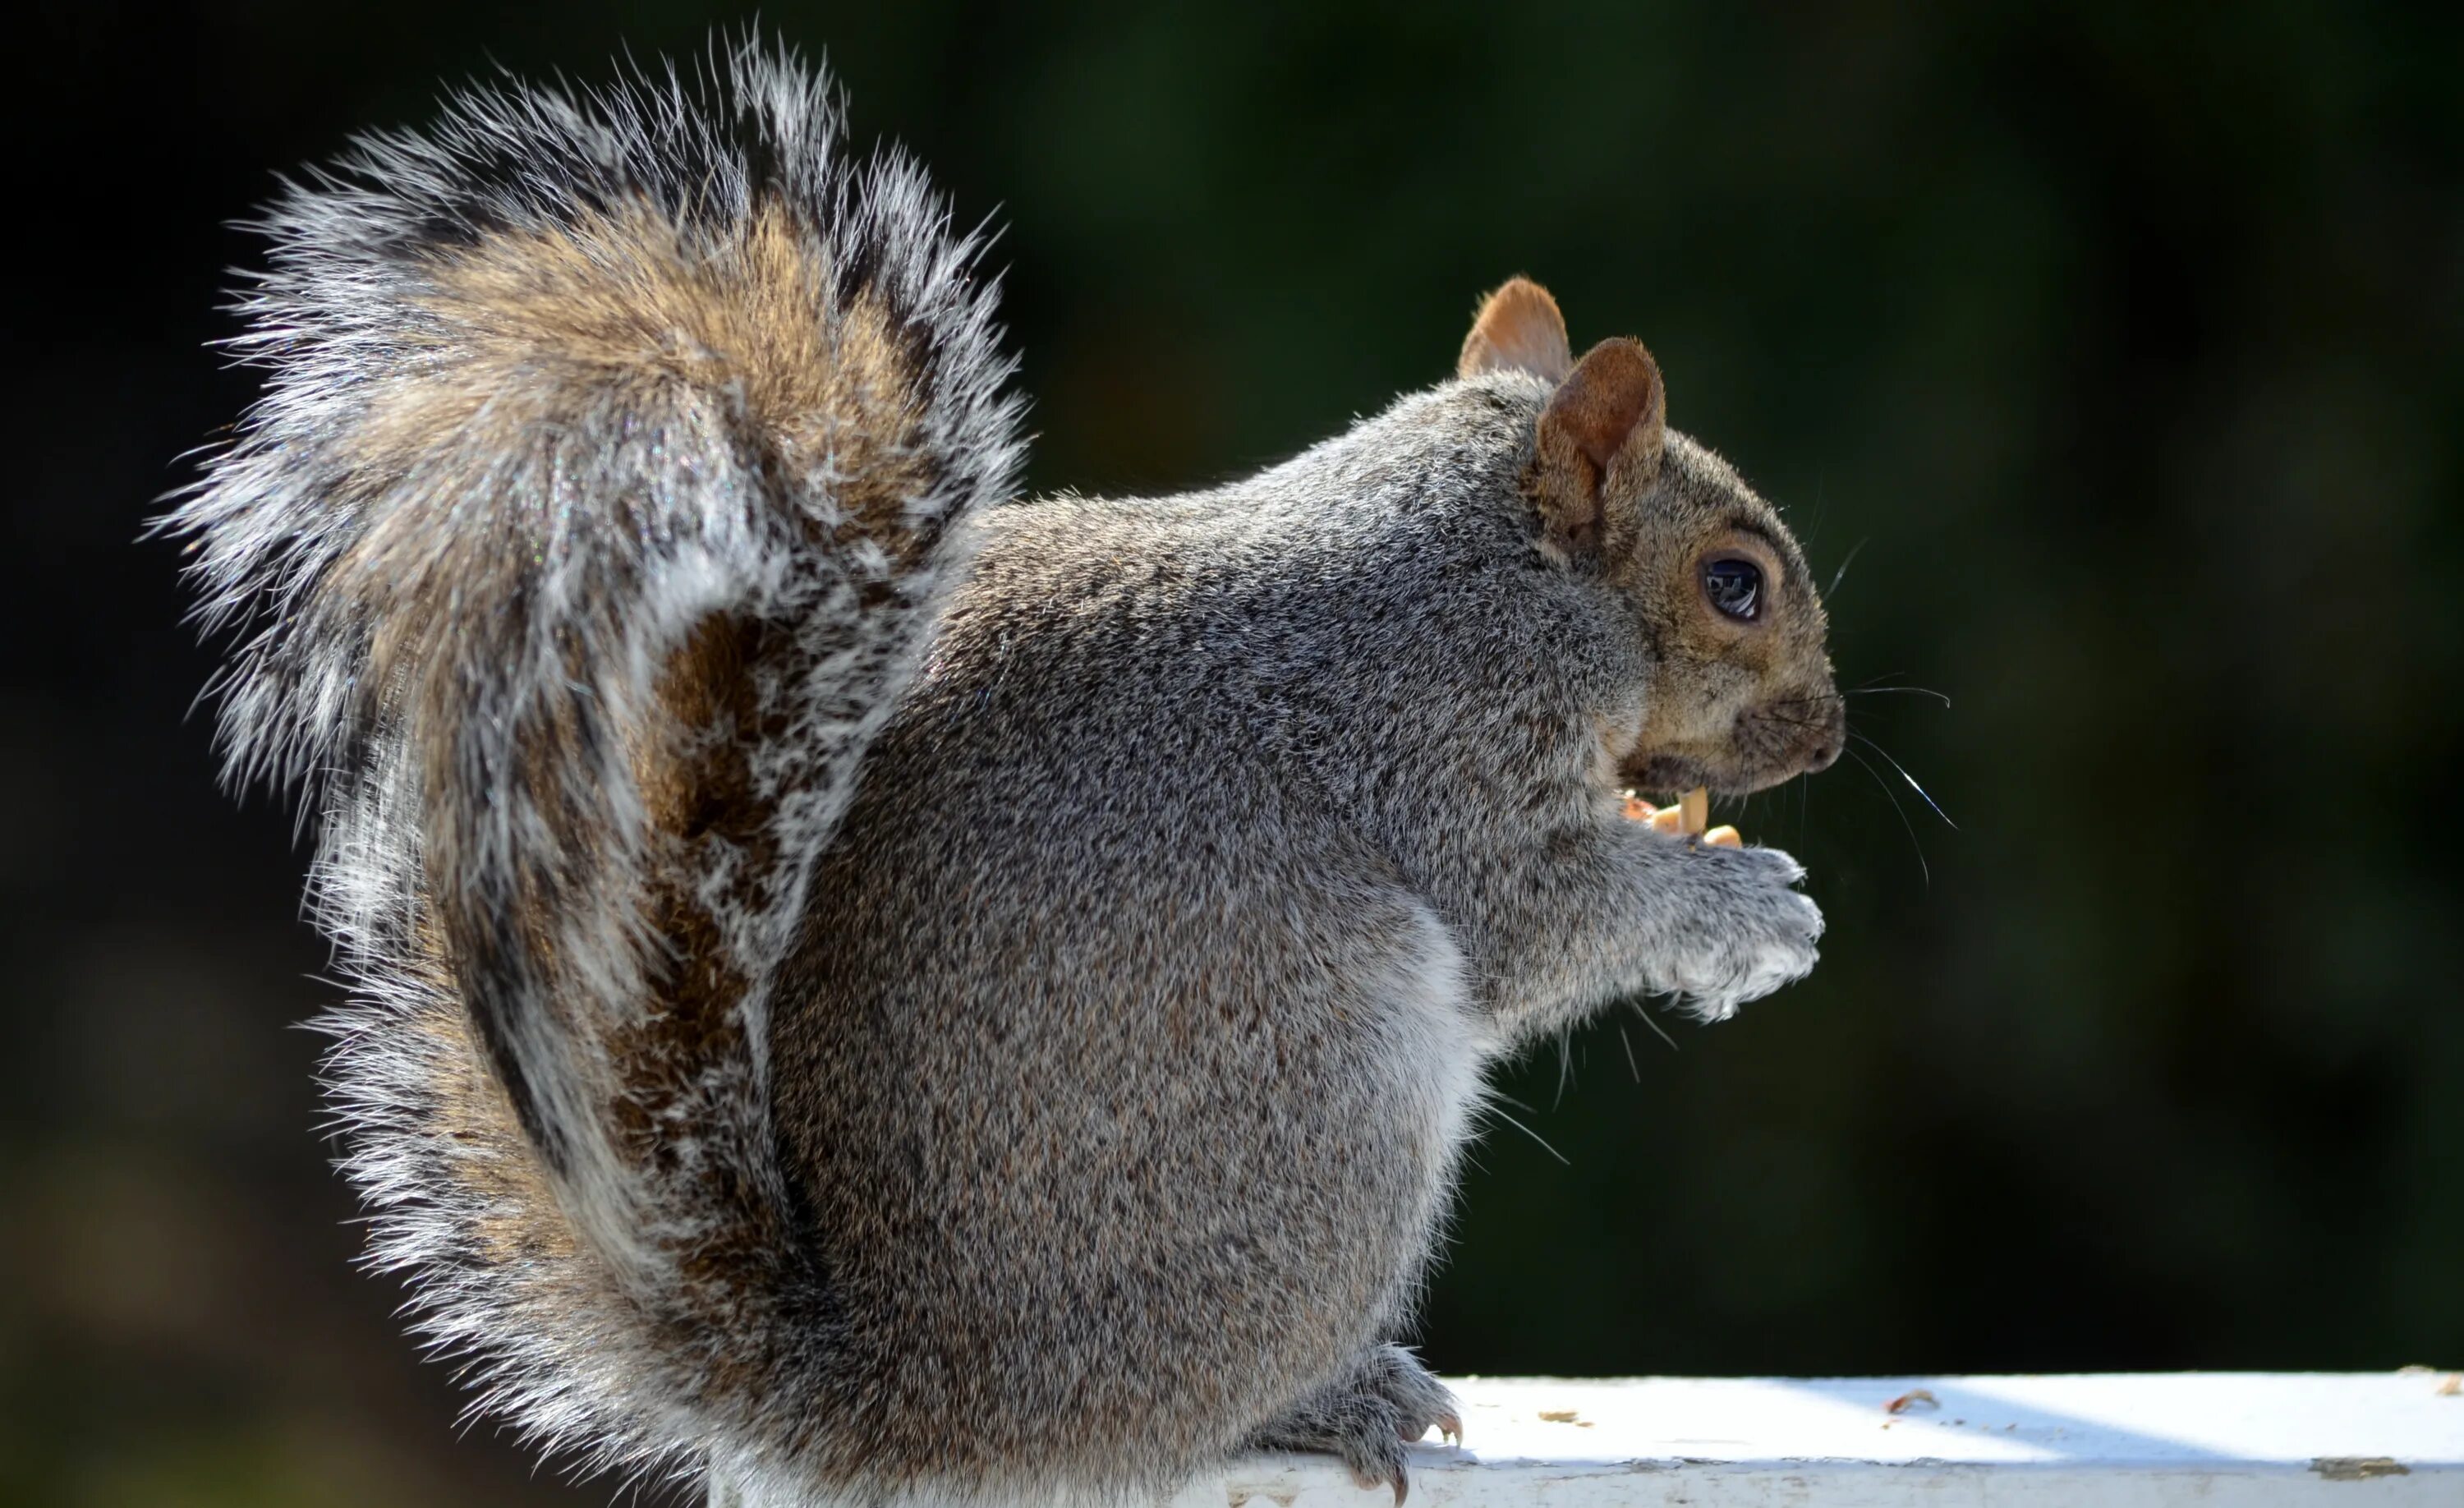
165, 43, 1021, 1487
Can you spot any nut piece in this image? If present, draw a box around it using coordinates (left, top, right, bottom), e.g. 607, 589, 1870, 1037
1679, 787, 1710, 837
1648, 807, 1686, 836
1703, 825, 1741, 848
1621, 795, 1657, 822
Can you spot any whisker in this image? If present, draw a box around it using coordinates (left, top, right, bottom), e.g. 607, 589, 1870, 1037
1616, 1025, 1641, 1083
1825, 536, 1869, 600
1485, 1104, 1572, 1166
1758, 710, 1837, 731
1633, 1000, 1679, 1052
1795, 480, 1831, 550
1850, 731, 1956, 830
1842, 686, 1951, 706
1846, 745, 1931, 887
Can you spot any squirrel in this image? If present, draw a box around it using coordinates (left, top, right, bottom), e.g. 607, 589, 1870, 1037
168, 42, 1843, 1508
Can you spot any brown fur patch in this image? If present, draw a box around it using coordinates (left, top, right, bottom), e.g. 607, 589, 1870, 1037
426, 201, 931, 542
618, 610, 774, 1170
405, 913, 579, 1270
331, 198, 935, 580
613, 606, 824, 1406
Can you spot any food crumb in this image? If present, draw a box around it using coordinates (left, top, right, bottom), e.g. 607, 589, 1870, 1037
2438, 1373, 2461, 1397
1884, 1390, 1939, 1414
1538, 1409, 1582, 1424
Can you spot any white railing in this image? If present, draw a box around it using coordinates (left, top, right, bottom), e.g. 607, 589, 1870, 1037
713, 1372, 2462, 1506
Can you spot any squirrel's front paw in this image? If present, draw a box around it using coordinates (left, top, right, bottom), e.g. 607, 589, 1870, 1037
1246, 1344, 1460, 1503
1653, 843, 1823, 1022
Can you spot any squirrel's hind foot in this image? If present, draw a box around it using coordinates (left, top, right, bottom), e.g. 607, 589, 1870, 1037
1244, 1343, 1460, 1503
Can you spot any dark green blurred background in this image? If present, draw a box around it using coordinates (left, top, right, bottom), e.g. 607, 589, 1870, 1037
7, 2, 2459, 1503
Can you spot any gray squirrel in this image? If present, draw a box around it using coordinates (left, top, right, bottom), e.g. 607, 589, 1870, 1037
169, 43, 1843, 1508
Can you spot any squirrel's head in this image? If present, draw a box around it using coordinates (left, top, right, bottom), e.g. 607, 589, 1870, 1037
1460, 278, 1844, 798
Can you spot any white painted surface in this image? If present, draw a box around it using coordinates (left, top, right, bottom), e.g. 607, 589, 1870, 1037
1172, 1372, 2464, 1506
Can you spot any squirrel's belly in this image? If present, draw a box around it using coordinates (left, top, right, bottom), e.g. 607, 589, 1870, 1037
774, 811, 1483, 1488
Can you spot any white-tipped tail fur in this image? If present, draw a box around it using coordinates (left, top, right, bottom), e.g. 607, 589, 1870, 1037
164, 41, 1020, 1487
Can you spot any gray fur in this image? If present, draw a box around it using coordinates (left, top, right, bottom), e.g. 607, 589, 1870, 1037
168, 41, 1836, 1508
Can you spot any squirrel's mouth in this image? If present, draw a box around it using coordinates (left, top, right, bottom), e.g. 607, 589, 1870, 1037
1622, 752, 1715, 797
1622, 721, 1838, 800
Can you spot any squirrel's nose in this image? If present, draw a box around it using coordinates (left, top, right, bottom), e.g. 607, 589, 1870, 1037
1809, 695, 1848, 772
1802, 699, 1846, 773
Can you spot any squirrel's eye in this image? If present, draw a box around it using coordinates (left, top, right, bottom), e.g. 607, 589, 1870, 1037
1702, 557, 1763, 622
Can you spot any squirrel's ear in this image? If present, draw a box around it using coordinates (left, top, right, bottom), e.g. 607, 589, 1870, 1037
1531, 337, 1666, 556
1458, 277, 1574, 381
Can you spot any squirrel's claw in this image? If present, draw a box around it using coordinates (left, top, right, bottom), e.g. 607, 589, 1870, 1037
1345, 1461, 1409, 1505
